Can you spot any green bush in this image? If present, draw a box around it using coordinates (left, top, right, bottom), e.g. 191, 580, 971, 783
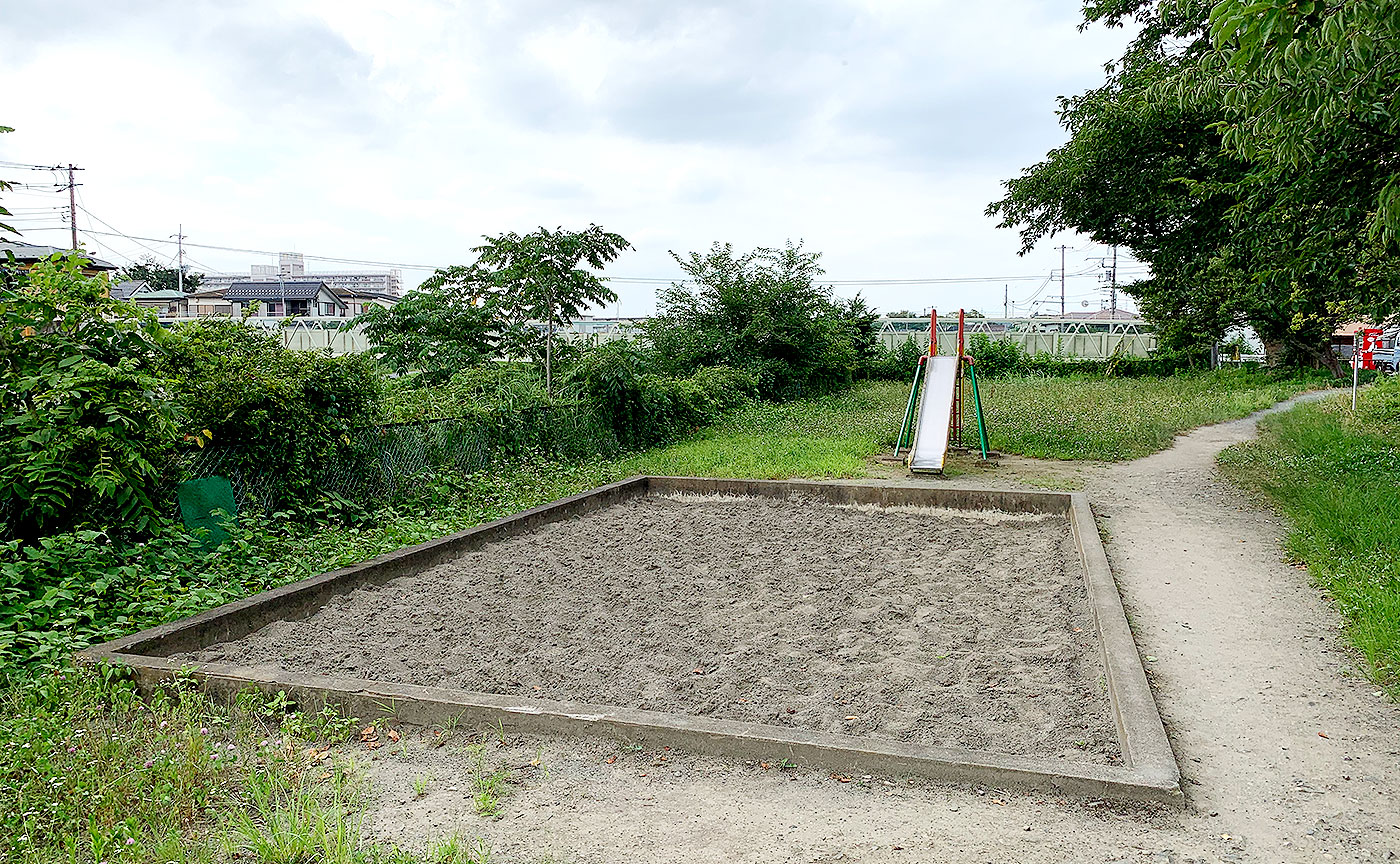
866, 338, 926, 381
382, 363, 552, 423
0, 256, 181, 540
643, 242, 863, 399
572, 340, 758, 449
161, 319, 383, 510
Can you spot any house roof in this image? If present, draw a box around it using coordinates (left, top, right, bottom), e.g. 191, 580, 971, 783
131, 288, 189, 301
330, 284, 399, 302
224, 280, 344, 302
110, 279, 149, 300
0, 239, 117, 271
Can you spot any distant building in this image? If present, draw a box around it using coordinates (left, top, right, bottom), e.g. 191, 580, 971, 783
0, 240, 117, 275
128, 288, 191, 317
224, 280, 349, 318
203, 251, 403, 297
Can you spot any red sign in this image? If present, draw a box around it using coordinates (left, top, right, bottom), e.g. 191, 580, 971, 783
1359, 328, 1384, 371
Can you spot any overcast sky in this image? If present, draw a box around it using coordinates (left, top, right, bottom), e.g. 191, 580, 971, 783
0, 0, 1144, 316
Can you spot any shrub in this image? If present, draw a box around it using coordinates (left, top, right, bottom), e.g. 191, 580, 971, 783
382, 362, 552, 423
0, 256, 181, 540
966, 333, 1027, 377
643, 242, 862, 400
572, 340, 758, 448
161, 319, 383, 510
865, 338, 926, 381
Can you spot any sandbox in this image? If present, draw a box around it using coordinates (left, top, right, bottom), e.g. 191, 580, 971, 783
82, 477, 1181, 804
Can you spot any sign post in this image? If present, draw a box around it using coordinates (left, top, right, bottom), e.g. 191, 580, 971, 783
1355, 327, 1383, 411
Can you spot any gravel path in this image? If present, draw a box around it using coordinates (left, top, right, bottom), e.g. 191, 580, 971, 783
189, 495, 1118, 761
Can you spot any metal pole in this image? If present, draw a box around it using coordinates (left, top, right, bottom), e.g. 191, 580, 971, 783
1057, 245, 1068, 315
896, 355, 925, 455
969, 362, 990, 460
1353, 355, 1360, 411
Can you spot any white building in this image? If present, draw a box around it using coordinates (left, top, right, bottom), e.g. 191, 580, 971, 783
203, 251, 403, 297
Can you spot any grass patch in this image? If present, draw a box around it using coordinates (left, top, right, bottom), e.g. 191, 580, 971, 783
618, 382, 906, 478
974, 371, 1316, 461
615, 371, 1318, 477
1219, 381, 1400, 698
0, 666, 493, 864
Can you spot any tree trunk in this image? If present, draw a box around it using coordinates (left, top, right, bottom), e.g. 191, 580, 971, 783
545, 292, 554, 400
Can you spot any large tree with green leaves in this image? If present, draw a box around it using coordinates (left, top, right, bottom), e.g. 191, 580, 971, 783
473, 225, 632, 397
115, 255, 203, 294
989, 0, 1398, 371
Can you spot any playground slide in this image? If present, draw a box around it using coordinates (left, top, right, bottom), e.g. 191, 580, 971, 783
908, 356, 959, 473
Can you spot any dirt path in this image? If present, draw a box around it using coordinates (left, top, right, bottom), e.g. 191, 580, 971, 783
362, 394, 1400, 863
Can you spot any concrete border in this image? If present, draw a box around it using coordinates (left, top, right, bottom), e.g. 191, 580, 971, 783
81, 477, 1182, 806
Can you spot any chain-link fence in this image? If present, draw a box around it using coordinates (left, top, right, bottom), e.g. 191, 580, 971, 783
178, 402, 621, 516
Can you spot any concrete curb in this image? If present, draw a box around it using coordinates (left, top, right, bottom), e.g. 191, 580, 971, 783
82, 477, 1182, 806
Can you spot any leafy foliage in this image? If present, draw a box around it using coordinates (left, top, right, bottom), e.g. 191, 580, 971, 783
115, 255, 203, 293
988, 0, 1398, 371
644, 242, 864, 399
570, 340, 759, 449
472, 225, 632, 395
353, 267, 499, 385
0, 256, 181, 540
1205, 0, 1400, 241
160, 318, 383, 509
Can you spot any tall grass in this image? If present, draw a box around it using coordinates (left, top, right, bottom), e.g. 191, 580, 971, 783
1220, 382, 1400, 697
976, 371, 1315, 461
618, 371, 1317, 476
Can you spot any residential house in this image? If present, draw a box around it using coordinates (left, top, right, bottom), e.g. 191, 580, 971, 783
332, 284, 400, 317
129, 288, 190, 316
224, 280, 348, 318
0, 239, 117, 275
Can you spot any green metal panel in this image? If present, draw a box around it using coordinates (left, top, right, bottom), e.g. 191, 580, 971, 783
178, 476, 237, 546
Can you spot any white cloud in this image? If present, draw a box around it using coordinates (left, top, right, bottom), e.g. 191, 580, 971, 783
0, 0, 1143, 315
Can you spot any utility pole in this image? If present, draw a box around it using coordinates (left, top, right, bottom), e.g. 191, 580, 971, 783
1056, 245, 1069, 316
1109, 245, 1118, 315
1004, 284, 1009, 318
171, 225, 185, 293
66, 165, 79, 250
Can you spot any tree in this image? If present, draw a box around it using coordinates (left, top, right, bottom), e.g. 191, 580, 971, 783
1204, 0, 1400, 241
472, 225, 632, 398
987, 0, 1397, 371
116, 255, 203, 294
353, 265, 500, 385
644, 241, 860, 398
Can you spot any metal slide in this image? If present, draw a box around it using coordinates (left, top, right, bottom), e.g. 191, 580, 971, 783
908, 356, 959, 473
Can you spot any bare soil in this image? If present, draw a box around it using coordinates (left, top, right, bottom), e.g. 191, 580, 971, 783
190, 494, 1118, 761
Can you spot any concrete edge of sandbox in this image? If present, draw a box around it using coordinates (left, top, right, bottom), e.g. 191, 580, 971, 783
79, 476, 1183, 807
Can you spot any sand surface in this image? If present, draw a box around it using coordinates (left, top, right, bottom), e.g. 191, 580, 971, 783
338, 391, 1400, 864
189, 494, 1117, 761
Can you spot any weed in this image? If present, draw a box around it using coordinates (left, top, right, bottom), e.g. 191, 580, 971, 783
427, 833, 492, 864
413, 775, 432, 798
467, 745, 513, 818
283, 703, 362, 744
